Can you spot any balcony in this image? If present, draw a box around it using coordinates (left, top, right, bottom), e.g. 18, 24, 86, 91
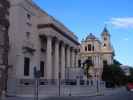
22, 40, 36, 54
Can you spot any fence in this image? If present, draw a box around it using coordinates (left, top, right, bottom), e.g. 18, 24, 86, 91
7, 78, 105, 97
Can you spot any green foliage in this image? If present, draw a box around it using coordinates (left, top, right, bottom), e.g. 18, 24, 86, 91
127, 67, 133, 82
0, 0, 10, 28
113, 59, 122, 66
102, 61, 127, 86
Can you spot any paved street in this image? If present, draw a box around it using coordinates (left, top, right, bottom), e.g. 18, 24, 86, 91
6, 87, 133, 100
43, 87, 133, 100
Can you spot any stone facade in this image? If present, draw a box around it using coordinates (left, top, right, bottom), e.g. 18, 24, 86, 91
79, 27, 114, 79
7, 0, 79, 96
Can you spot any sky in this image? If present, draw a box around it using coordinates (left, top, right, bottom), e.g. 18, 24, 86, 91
33, 0, 133, 67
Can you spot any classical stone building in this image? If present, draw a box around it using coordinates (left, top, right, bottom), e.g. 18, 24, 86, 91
79, 27, 114, 79
7, 0, 79, 96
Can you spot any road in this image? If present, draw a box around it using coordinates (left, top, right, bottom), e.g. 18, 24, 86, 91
6, 87, 133, 100
43, 87, 133, 100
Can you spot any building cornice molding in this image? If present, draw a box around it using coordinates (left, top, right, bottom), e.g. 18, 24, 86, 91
38, 23, 80, 45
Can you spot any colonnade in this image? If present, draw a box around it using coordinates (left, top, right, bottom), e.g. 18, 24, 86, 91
44, 36, 79, 80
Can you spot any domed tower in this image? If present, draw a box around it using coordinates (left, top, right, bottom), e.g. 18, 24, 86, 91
101, 26, 114, 65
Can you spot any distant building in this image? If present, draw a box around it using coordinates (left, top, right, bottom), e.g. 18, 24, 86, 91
79, 27, 114, 79
120, 65, 131, 76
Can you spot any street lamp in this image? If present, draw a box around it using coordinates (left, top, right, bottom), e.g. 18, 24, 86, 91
34, 67, 41, 100
58, 72, 61, 96
95, 68, 101, 95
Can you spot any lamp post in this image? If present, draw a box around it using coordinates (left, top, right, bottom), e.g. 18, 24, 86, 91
34, 67, 41, 100
58, 72, 61, 96
96, 74, 99, 95
95, 68, 100, 95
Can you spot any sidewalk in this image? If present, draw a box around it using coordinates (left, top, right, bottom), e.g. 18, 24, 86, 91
4, 87, 125, 100
102, 87, 126, 96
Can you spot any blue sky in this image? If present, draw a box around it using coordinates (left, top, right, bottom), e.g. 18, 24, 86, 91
33, 0, 133, 67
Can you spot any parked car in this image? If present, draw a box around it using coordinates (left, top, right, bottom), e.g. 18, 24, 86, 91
126, 82, 133, 91
105, 81, 115, 88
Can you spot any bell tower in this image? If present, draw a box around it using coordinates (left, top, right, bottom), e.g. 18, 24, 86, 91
101, 26, 114, 65
101, 26, 111, 51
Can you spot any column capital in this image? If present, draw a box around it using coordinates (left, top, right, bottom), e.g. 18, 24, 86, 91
47, 35, 53, 39
60, 41, 66, 47
53, 36, 60, 42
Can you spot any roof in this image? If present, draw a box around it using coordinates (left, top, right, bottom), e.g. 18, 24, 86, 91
101, 26, 110, 36
86, 33, 97, 40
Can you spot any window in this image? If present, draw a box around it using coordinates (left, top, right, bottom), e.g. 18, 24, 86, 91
85, 46, 87, 51
104, 37, 107, 40
24, 57, 30, 76
40, 61, 44, 77
27, 14, 31, 20
26, 32, 30, 39
88, 44, 91, 51
92, 46, 95, 51
103, 43, 106, 47
78, 60, 81, 67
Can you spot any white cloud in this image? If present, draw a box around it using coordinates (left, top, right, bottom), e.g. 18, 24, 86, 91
108, 17, 133, 28
124, 38, 129, 41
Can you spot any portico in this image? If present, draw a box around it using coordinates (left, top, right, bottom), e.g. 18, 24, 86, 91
39, 34, 79, 80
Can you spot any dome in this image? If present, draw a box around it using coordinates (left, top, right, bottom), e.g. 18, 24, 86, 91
86, 33, 97, 40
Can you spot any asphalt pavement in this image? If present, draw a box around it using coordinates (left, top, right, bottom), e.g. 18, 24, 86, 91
5, 87, 133, 100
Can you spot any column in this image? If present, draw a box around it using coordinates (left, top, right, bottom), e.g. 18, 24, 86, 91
72, 48, 75, 67
66, 46, 70, 80
74, 50, 77, 67
61, 43, 65, 79
75, 51, 78, 67
96, 56, 99, 68
46, 36, 52, 79
93, 56, 96, 67
66, 46, 70, 67
70, 48, 72, 67
75, 49, 79, 67
54, 40, 59, 80
96, 56, 99, 79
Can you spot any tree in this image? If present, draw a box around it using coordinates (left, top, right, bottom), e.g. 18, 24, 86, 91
127, 67, 133, 82
113, 59, 122, 66
102, 60, 127, 87
0, 0, 10, 97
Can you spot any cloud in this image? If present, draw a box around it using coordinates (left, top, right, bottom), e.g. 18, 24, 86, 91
108, 17, 133, 28
124, 38, 129, 41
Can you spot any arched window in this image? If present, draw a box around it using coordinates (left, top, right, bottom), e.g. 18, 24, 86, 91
104, 37, 107, 40
85, 46, 87, 51
103, 43, 106, 47
88, 44, 91, 51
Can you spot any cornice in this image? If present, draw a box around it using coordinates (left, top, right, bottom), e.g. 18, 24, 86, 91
38, 23, 80, 45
